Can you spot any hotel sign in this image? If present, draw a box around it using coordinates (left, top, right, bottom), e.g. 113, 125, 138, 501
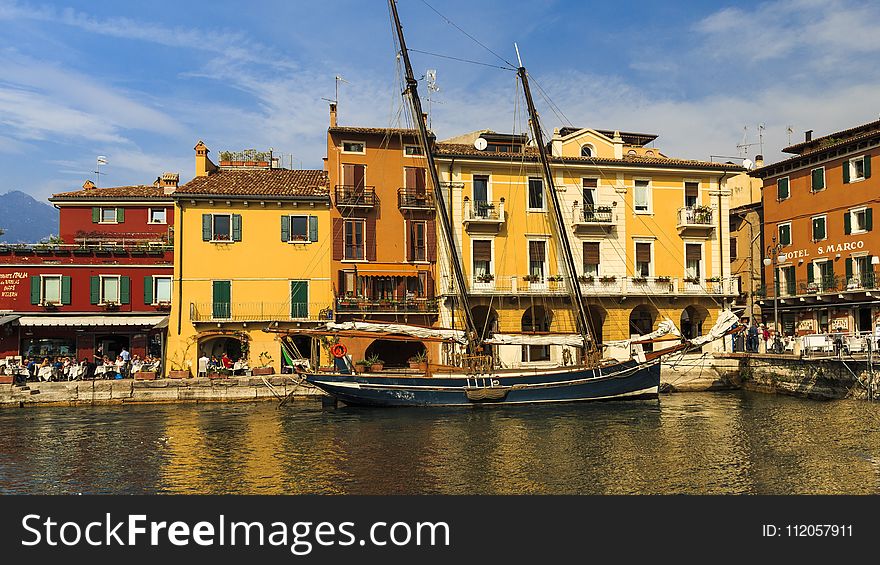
783, 239, 866, 261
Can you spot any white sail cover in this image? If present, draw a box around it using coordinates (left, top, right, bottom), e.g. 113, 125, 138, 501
604, 318, 680, 348
325, 321, 469, 345
687, 310, 740, 347
485, 333, 585, 347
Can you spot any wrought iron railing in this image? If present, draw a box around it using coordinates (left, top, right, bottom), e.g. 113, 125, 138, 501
335, 297, 439, 314
190, 302, 330, 322
335, 185, 377, 207
397, 188, 434, 210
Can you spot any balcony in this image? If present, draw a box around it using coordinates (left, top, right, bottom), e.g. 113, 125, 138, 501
454, 275, 741, 297
0, 239, 172, 258
335, 185, 377, 208
190, 302, 331, 322
463, 198, 505, 231
467, 275, 568, 295
763, 273, 878, 301
397, 188, 435, 212
335, 297, 439, 315
572, 204, 614, 233
676, 206, 715, 236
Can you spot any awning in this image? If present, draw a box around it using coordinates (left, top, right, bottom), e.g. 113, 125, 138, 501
0, 314, 21, 326
344, 270, 423, 277
15, 315, 168, 327
153, 315, 170, 329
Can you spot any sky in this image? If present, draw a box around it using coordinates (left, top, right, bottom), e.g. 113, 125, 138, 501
0, 0, 879, 201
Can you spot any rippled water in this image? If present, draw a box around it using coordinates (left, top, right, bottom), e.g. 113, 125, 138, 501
1, 392, 880, 494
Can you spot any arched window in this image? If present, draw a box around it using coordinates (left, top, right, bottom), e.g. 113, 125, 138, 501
581, 144, 594, 158
522, 306, 552, 362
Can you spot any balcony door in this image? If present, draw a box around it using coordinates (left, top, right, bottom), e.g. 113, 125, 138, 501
582, 178, 597, 213
342, 164, 366, 202
473, 175, 489, 217
212, 280, 231, 319
405, 167, 427, 197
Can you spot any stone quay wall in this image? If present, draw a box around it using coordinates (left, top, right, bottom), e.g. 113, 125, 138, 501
0, 376, 321, 408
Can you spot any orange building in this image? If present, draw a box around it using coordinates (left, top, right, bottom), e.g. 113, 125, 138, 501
324, 104, 440, 366
752, 120, 879, 336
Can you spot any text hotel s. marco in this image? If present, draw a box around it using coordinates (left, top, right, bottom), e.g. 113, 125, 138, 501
21, 514, 451, 556
782, 239, 867, 261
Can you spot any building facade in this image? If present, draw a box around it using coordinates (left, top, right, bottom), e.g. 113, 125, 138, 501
728, 161, 766, 325
324, 105, 441, 366
164, 141, 332, 376
0, 177, 176, 363
752, 120, 880, 336
435, 126, 742, 368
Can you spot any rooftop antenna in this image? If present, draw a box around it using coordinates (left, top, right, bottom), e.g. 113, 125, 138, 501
736, 125, 760, 158
425, 69, 439, 129
322, 75, 350, 120
94, 156, 107, 188
786, 125, 794, 146
758, 122, 765, 156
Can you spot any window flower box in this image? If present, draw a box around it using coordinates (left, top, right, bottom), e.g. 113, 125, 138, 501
578, 275, 595, 283
599, 276, 616, 283
522, 274, 541, 283
656, 276, 671, 283
631, 277, 647, 284
476, 273, 495, 283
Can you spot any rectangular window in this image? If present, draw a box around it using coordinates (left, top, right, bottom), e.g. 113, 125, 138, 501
778, 222, 792, 246
781, 266, 796, 296
101, 276, 120, 304
812, 215, 826, 241
730, 238, 737, 262
473, 175, 489, 204
212, 280, 231, 319
344, 220, 365, 260
404, 145, 424, 156
410, 221, 427, 262
635, 242, 652, 277
290, 281, 309, 319
290, 216, 309, 242
816, 260, 833, 288
213, 214, 231, 241
685, 244, 702, 280
583, 242, 600, 277
634, 179, 650, 213
582, 178, 598, 211
811, 167, 825, 192
42, 275, 62, 304
101, 207, 118, 223
342, 141, 365, 154
473, 240, 492, 279
527, 178, 544, 210
404, 167, 427, 193
149, 208, 167, 224
684, 181, 699, 207
153, 276, 172, 304
852, 208, 869, 233
528, 240, 546, 280
777, 177, 790, 200
848, 157, 866, 182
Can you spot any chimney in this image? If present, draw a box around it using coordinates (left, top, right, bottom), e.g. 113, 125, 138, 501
612, 130, 624, 159
755, 154, 764, 168
160, 172, 179, 195
82, 180, 96, 190
329, 103, 338, 128
153, 177, 161, 188
550, 127, 563, 157
805, 130, 813, 142
194, 140, 217, 177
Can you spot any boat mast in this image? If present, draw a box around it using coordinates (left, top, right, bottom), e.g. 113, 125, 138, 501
517, 60, 596, 361
388, 0, 479, 353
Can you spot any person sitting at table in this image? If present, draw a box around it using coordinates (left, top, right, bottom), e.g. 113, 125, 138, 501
114, 355, 126, 379
81, 358, 94, 380
221, 352, 234, 369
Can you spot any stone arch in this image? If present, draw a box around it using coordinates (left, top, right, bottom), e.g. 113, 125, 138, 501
629, 304, 659, 353
522, 305, 553, 362
584, 304, 607, 345
681, 304, 711, 340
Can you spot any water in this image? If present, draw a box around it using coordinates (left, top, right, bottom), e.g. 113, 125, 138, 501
1, 391, 880, 494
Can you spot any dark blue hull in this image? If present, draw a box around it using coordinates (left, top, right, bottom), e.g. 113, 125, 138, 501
305, 359, 660, 407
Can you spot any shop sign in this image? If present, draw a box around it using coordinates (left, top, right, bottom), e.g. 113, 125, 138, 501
797, 319, 816, 332
783, 239, 866, 261
831, 317, 849, 331
0, 271, 27, 299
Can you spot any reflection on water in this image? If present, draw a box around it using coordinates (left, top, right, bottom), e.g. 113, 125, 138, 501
1, 392, 880, 494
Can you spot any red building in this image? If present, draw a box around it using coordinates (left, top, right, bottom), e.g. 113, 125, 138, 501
0, 175, 177, 366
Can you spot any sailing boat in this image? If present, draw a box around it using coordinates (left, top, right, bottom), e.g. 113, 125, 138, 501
297, 0, 741, 407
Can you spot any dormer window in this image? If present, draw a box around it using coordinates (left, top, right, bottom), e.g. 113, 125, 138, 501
580, 145, 594, 158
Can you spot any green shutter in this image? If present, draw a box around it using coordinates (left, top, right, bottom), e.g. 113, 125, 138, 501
777, 178, 789, 200
61, 276, 71, 305
812, 168, 824, 191
30, 276, 40, 305
202, 214, 212, 241
309, 216, 319, 243
844, 211, 852, 235
92, 207, 100, 223
232, 214, 242, 242
290, 281, 309, 318
90, 276, 100, 305
144, 276, 153, 304
846, 258, 853, 281
120, 276, 130, 304
116, 208, 125, 223
281, 215, 290, 242
806, 262, 814, 284
865, 155, 872, 179
843, 161, 851, 184
828, 261, 834, 278
867, 207, 873, 232
212, 280, 231, 319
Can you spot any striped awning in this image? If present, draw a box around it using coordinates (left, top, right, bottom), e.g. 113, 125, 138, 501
0, 314, 21, 326
15, 315, 168, 327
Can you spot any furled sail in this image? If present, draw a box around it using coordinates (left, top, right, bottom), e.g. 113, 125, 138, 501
485, 334, 585, 347
604, 318, 681, 348
325, 321, 469, 345
686, 310, 740, 347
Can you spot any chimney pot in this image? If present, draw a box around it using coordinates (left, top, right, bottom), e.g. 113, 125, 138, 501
330, 103, 338, 128
755, 154, 764, 168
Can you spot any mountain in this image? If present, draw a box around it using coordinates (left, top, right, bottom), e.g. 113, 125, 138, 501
0, 191, 59, 243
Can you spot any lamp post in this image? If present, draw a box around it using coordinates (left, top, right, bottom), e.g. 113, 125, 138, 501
763, 236, 787, 352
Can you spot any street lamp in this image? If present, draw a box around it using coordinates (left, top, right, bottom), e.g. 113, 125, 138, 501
763, 236, 787, 351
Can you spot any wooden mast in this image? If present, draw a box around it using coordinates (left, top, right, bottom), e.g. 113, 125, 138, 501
517, 61, 597, 361
388, 0, 479, 353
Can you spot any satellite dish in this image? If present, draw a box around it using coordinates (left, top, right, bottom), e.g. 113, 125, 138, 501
742, 158, 754, 170
474, 137, 487, 151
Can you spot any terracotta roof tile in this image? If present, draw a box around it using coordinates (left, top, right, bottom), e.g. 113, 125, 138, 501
50, 185, 170, 200
783, 119, 880, 155
329, 126, 433, 138
175, 169, 330, 199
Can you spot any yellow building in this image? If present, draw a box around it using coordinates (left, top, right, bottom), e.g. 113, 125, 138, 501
435, 128, 743, 367
164, 141, 332, 376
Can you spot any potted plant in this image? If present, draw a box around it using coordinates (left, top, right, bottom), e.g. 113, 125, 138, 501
167, 342, 193, 378
705, 276, 721, 283
252, 351, 275, 376
366, 354, 384, 372
102, 301, 120, 311
156, 301, 172, 311
476, 273, 494, 283
631, 277, 648, 284
656, 276, 671, 283
354, 360, 369, 374
134, 369, 157, 381
522, 274, 541, 283
578, 274, 595, 283
548, 275, 564, 282
599, 275, 616, 283
684, 276, 700, 284
408, 350, 428, 370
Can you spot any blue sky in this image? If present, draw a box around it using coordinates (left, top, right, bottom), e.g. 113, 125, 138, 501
1, 0, 879, 201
